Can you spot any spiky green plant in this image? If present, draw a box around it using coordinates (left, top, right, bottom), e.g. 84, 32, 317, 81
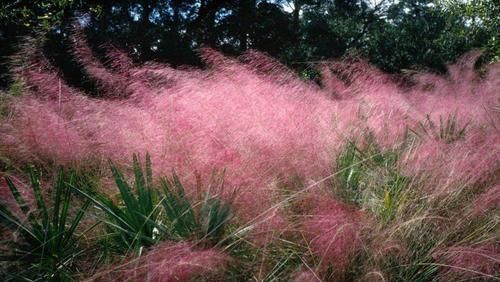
199, 192, 232, 242
0, 168, 91, 281
160, 171, 232, 243
75, 154, 233, 255
159, 173, 197, 239
74, 154, 163, 254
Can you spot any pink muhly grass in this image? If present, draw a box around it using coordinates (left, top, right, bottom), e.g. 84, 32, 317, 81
407, 52, 499, 128
89, 241, 228, 282
401, 127, 499, 193
321, 56, 394, 93
11, 47, 79, 102
238, 50, 301, 88
320, 65, 348, 99
1, 32, 499, 244
301, 195, 365, 276
71, 29, 133, 99
433, 244, 499, 280
469, 185, 500, 217
4, 98, 89, 164
101, 43, 135, 75
234, 199, 289, 246
320, 57, 420, 149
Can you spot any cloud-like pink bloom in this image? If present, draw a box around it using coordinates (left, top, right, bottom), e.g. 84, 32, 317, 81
89, 242, 228, 282
302, 195, 364, 275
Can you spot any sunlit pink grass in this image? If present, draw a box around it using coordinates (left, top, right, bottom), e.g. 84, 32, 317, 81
470, 184, 500, 217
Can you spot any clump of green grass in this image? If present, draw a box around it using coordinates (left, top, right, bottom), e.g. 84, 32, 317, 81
262, 239, 308, 281
335, 139, 409, 222
0, 167, 91, 281
222, 233, 307, 282
336, 141, 364, 203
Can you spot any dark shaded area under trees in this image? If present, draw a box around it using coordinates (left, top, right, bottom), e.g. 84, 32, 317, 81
0, 0, 498, 90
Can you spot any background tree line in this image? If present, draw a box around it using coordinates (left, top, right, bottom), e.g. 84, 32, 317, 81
0, 0, 498, 89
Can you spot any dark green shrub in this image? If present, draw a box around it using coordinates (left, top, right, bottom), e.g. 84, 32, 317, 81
74, 154, 162, 254
160, 171, 232, 244
0, 168, 90, 281
75, 154, 233, 255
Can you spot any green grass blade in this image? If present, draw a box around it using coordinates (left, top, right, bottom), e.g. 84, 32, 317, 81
145, 153, 153, 190
145, 153, 154, 216
52, 168, 65, 233
110, 166, 143, 235
160, 177, 197, 238
0, 204, 36, 237
72, 186, 134, 232
63, 199, 91, 247
109, 161, 139, 223
58, 175, 73, 243
5, 177, 31, 216
133, 154, 148, 214
29, 167, 49, 228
